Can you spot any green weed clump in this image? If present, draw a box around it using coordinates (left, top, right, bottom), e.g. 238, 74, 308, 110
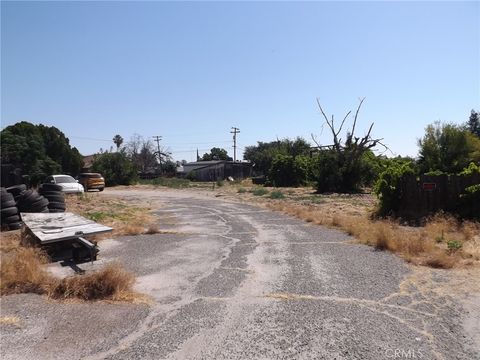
84, 211, 108, 222
447, 240, 463, 251
251, 188, 269, 196
269, 190, 285, 199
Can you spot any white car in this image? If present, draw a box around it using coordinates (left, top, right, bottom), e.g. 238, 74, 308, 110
46, 175, 84, 194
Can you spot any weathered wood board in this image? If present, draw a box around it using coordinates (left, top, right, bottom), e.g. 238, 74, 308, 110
21, 212, 113, 244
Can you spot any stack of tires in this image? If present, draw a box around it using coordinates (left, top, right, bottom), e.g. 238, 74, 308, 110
16, 189, 50, 213
1, 187, 22, 230
6, 184, 27, 202
38, 184, 66, 213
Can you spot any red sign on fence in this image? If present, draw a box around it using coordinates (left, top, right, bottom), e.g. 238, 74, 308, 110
422, 182, 437, 191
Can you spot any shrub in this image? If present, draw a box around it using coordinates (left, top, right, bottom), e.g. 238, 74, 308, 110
269, 190, 285, 199
268, 154, 309, 187
251, 188, 269, 196
185, 170, 197, 181
457, 184, 480, 219
374, 160, 415, 216
237, 188, 247, 194
459, 162, 480, 176
216, 179, 224, 187
447, 239, 463, 251
309, 150, 343, 192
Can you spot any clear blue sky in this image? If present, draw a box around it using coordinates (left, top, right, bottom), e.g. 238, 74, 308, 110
2, 1, 479, 162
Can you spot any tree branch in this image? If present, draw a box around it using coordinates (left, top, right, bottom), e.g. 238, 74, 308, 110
351, 97, 365, 138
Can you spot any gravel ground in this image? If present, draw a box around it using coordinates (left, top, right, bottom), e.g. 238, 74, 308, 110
1, 188, 478, 360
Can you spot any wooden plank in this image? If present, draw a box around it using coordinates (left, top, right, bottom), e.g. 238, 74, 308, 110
21, 212, 112, 244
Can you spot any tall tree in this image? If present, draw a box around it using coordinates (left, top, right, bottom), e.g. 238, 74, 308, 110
467, 109, 480, 137
201, 147, 232, 161
125, 134, 156, 172
310, 98, 387, 192
243, 137, 310, 175
0, 121, 82, 185
417, 121, 479, 174
112, 134, 124, 151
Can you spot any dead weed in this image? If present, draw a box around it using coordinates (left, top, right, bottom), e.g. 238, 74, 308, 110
1, 232, 144, 302
48, 262, 137, 301
267, 202, 479, 269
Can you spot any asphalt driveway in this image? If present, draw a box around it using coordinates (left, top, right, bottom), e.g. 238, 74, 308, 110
1, 188, 478, 360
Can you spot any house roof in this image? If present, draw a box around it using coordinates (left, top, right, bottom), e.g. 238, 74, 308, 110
83, 154, 96, 168
184, 160, 227, 166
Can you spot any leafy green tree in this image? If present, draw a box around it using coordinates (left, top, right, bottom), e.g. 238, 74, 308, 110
0, 121, 82, 185
269, 154, 309, 187
39, 125, 83, 175
243, 137, 310, 176
467, 110, 480, 137
417, 122, 478, 174
201, 147, 232, 161
91, 151, 137, 186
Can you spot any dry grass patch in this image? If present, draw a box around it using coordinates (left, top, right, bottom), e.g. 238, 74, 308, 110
1, 232, 144, 301
267, 201, 479, 269
0, 316, 21, 326
1, 245, 52, 296
65, 193, 158, 237
48, 262, 139, 302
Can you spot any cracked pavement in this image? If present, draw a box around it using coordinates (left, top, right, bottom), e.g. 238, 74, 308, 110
1, 188, 479, 360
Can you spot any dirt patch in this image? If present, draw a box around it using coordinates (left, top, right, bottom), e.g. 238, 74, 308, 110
65, 193, 161, 237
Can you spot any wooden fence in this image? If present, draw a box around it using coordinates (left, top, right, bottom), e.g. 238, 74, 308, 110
397, 173, 480, 219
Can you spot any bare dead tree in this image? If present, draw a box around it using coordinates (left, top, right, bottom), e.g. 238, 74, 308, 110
311, 98, 390, 192
311, 98, 388, 160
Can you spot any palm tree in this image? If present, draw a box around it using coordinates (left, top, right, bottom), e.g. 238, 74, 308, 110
112, 134, 123, 152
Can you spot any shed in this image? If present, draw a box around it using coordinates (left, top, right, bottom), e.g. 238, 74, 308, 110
180, 161, 252, 181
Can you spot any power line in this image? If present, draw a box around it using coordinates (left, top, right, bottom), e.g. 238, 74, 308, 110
231, 127, 240, 162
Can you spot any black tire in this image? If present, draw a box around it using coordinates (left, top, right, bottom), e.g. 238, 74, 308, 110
39, 183, 63, 192
6, 184, 27, 196
41, 194, 65, 203
1, 207, 18, 218
1, 199, 16, 208
48, 202, 66, 210
48, 208, 65, 213
3, 214, 20, 223
38, 190, 62, 196
29, 197, 49, 208
17, 190, 38, 203
99, 187, 104, 192
8, 222, 23, 230
1, 192, 15, 204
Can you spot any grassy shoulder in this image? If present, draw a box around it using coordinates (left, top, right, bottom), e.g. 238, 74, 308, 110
65, 192, 160, 236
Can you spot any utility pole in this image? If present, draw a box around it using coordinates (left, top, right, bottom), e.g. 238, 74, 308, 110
152, 135, 163, 174
231, 127, 240, 162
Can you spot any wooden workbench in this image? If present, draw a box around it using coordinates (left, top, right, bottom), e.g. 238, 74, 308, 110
21, 212, 112, 244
